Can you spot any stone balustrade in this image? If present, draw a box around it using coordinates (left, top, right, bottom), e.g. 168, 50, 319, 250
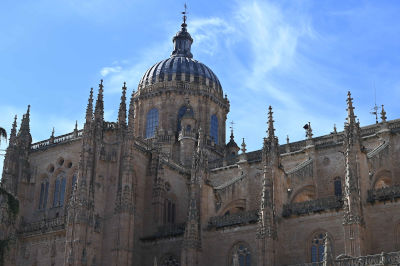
282, 196, 343, 218
31, 130, 83, 151
140, 223, 186, 242
18, 216, 65, 236
289, 251, 400, 266
208, 210, 259, 230
367, 185, 400, 203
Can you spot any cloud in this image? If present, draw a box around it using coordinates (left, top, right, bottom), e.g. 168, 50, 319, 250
100, 66, 122, 77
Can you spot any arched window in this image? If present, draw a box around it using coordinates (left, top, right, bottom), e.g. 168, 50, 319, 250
163, 198, 176, 224
38, 179, 49, 210
53, 175, 66, 207
229, 242, 251, 266
311, 233, 325, 262
177, 105, 194, 132
210, 114, 218, 144
146, 108, 159, 138
334, 178, 342, 196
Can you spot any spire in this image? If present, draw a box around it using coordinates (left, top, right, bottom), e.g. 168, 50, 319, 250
286, 135, 289, 144
94, 80, 104, 121
73, 121, 78, 137
18, 105, 31, 137
9, 115, 17, 145
118, 82, 127, 128
85, 88, 94, 124
346, 91, 356, 125
267, 106, 275, 139
171, 4, 193, 58
333, 124, 337, 134
127, 88, 136, 135
381, 104, 387, 122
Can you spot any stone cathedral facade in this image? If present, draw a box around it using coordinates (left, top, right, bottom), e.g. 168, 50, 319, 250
1, 16, 400, 266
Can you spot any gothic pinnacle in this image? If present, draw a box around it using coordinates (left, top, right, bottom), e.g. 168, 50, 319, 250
267, 105, 275, 139
305, 122, 313, 139
118, 82, 127, 127
9, 115, 17, 144
94, 80, 104, 121
241, 138, 247, 153
346, 91, 356, 125
19, 105, 31, 135
127, 88, 136, 134
85, 87, 94, 123
381, 104, 387, 122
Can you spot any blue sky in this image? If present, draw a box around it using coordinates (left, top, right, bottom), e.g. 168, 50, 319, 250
1, 0, 400, 173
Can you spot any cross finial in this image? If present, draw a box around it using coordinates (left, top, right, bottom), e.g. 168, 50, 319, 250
229, 121, 235, 140
182, 3, 188, 24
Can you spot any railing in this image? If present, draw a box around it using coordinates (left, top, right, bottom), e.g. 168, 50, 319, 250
282, 196, 343, 218
18, 216, 65, 235
208, 210, 259, 229
367, 185, 400, 203
140, 223, 186, 241
31, 130, 83, 150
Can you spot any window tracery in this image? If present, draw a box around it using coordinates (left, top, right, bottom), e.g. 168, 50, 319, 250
311, 232, 326, 262
161, 254, 179, 266
53, 175, 66, 208
146, 108, 159, 138
229, 242, 251, 266
163, 198, 176, 224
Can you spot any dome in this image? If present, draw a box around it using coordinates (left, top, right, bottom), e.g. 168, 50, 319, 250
138, 17, 223, 96
138, 56, 222, 94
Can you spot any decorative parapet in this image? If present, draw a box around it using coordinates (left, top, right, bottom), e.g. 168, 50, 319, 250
208, 210, 258, 230
18, 216, 65, 236
335, 251, 400, 266
288, 251, 400, 266
140, 223, 186, 242
31, 130, 83, 151
367, 185, 400, 203
282, 196, 343, 218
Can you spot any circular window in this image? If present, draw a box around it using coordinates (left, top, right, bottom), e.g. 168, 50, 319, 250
67, 162, 73, 168
58, 158, 64, 166
48, 165, 55, 173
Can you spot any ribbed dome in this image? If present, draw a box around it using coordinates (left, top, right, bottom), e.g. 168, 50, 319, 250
138, 16, 223, 96
138, 56, 222, 94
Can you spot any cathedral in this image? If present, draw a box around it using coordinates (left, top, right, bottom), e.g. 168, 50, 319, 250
1, 12, 400, 266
